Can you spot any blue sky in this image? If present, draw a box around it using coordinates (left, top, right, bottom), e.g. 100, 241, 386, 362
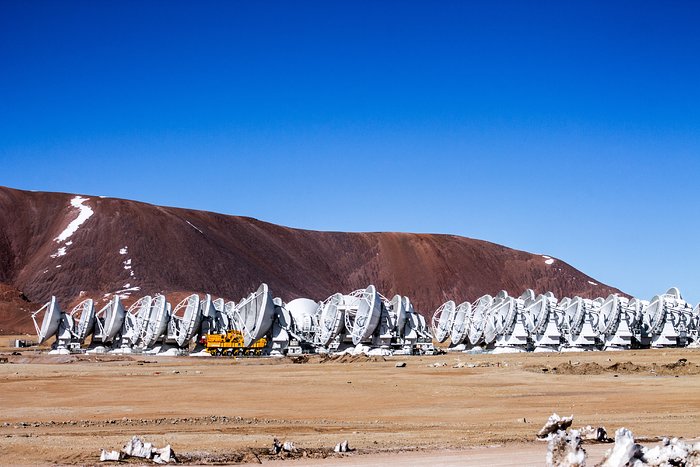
1, 1, 699, 303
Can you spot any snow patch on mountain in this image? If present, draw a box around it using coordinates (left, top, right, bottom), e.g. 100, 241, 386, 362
54, 196, 94, 243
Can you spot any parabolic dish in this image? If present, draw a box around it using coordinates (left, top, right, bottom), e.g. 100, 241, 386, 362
527, 294, 549, 334
349, 285, 382, 345
666, 287, 682, 300
468, 295, 493, 345
238, 283, 276, 347
492, 296, 515, 335
566, 297, 585, 334
94, 296, 126, 343
483, 312, 497, 344
273, 298, 293, 330
417, 313, 429, 337
171, 294, 202, 347
450, 301, 472, 345
125, 295, 152, 345
392, 295, 408, 335
403, 312, 419, 339
223, 301, 237, 331
431, 300, 455, 343
200, 294, 213, 318
141, 294, 169, 348
645, 295, 665, 334
70, 298, 95, 342
598, 294, 622, 335
286, 298, 320, 334
520, 289, 536, 306
33, 296, 62, 345
319, 293, 344, 346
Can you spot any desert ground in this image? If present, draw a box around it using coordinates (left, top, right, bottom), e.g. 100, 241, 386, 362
1, 339, 699, 465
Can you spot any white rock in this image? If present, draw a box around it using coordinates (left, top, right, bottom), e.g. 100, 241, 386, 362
537, 413, 574, 439
546, 429, 586, 467
334, 440, 351, 453
600, 428, 644, 467
99, 449, 121, 462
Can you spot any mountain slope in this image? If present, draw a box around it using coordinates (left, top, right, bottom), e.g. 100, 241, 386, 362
0, 186, 623, 333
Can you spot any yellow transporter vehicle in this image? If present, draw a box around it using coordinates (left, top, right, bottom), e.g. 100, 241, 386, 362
204, 330, 268, 356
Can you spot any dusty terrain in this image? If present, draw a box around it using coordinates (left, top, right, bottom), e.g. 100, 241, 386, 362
1, 342, 699, 465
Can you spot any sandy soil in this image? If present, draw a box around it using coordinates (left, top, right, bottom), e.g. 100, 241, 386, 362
1, 342, 700, 465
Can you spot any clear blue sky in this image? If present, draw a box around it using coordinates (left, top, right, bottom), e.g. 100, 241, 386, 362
2, 1, 699, 303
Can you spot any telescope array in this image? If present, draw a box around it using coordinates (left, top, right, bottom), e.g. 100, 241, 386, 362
431, 287, 699, 352
30, 284, 700, 355
30, 283, 434, 356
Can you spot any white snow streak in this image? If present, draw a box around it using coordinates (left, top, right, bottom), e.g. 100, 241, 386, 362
186, 220, 203, 234
542, 255, 555, 265
54, 196, 94, 243
119, 247, 128, 255
50, 247, 67, 258
588, 280, 598, 286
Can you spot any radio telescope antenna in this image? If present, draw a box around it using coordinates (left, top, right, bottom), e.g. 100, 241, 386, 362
222, 300, 237, 331
559, 296, 599, 350
344, 285, 382, 345
598, 294, 632, 350
468, 294, 494, 346
236, 283, 276, 347
141, 294, 170, 348
168, 294, 202, 347
286, 298, 320, 342
32, 296, 62, 345
416, 313, 431, 339
644, 287, 692, 348
450, 301, 472, 346
527, 293, 562, 351
319, 293, 344, 347
431, 300, 456, 343
492, 292, 529, 353
122, 295, 152, 346
93, 296, 126, 345
392, 295, 407, 335
69, 298, 96, 343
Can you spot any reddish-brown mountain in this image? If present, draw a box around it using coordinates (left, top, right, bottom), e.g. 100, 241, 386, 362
0, 186, 623, 334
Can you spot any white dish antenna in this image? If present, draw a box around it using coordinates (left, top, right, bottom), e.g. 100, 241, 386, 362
450, 301, 472, 346
525, 294, 551, 335
169, 294, 202, 347
222, 300, 237, 331
416, 313, 430, 338
237, 283, 276, 347
392, 295, 407, 334
93, 296, 126, 343
431, 300, 455, 343
345, 285, 382, 345
141, 294, 169, 348
319, 293, 344, 346
69, 298, 95, 342
468, 294, 494, 345
123, 295, 152, 345
520, 289, 536, 305
286, 298, 319, 335
598, 294, 623, 336
32, 296, 62, 345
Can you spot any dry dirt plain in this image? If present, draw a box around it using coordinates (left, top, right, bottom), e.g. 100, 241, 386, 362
1, 340, 700, 465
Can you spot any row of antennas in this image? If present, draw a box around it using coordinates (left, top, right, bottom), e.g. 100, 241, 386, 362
431, 287, 699, 353
30, 284, 435, 356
